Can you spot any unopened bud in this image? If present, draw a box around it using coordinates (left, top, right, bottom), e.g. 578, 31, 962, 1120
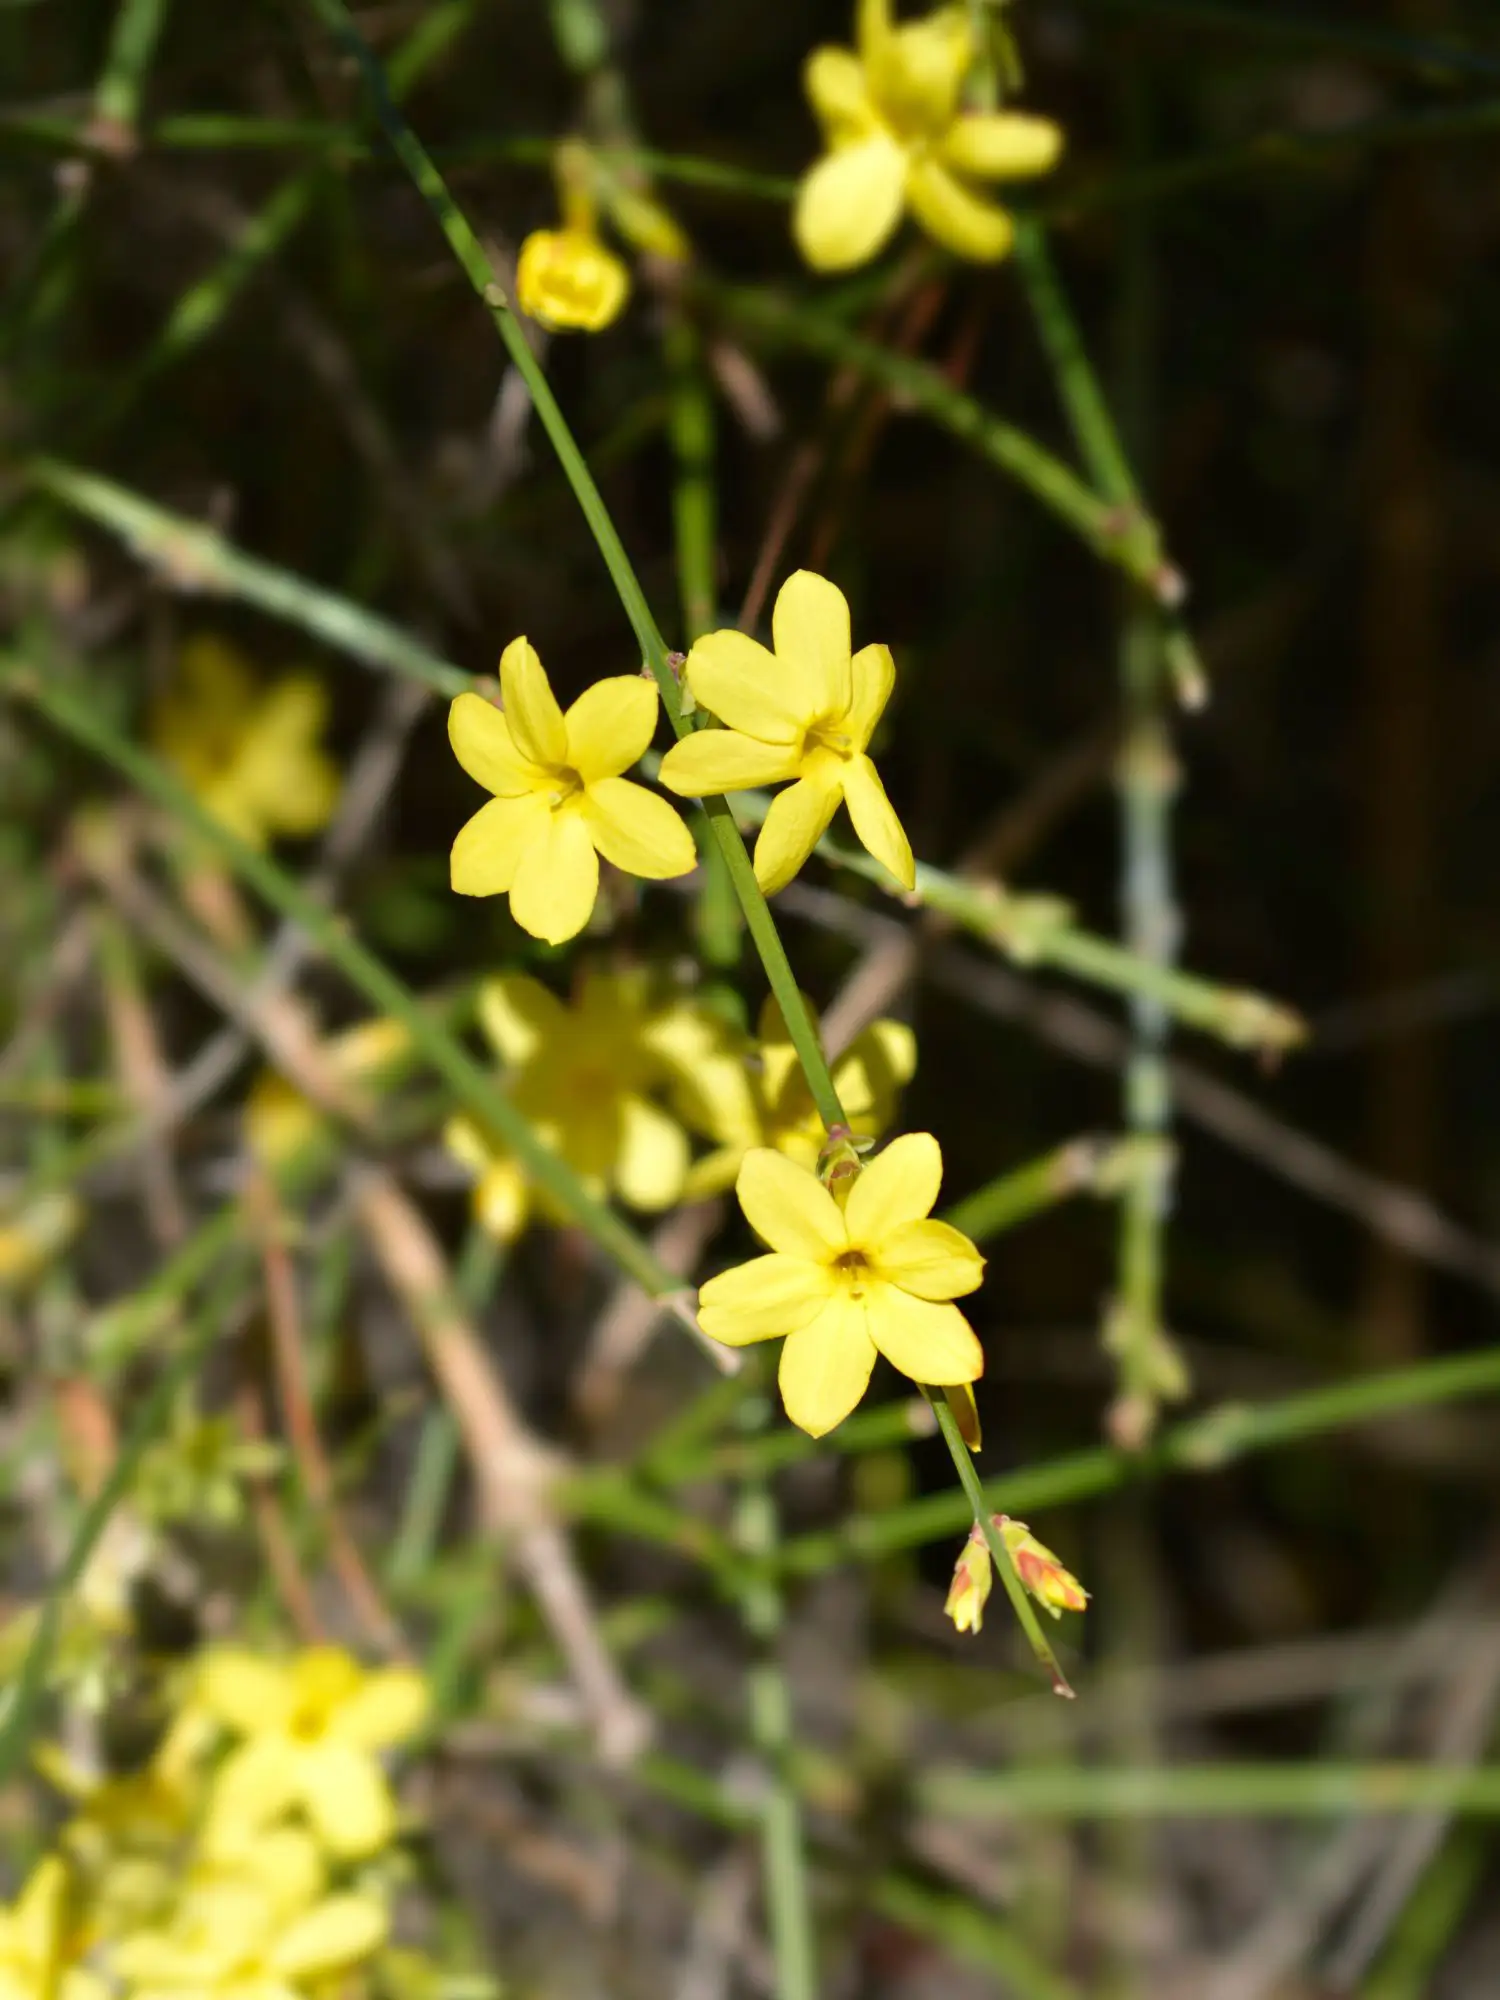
944, 1523, 993, 1635
999, 1516, 1088, 1618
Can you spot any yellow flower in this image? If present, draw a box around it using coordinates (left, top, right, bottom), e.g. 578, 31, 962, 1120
152, 635, 339, 849
696, 1132, 985, 1436
1000, 1515, 1089, 1618
793, 0, 1063, 271
196, 1646, 428, 1860
0, 1858, 104, 2000
672, 995, 915, 1199
444, 968, 706, 1236
112, 1876, 386, 2000
658, 570, 913, 896
244, 1017, 412, 1174
516, 226, 630, 333
448, 642, 697, 945
943, 1524, 993, 1633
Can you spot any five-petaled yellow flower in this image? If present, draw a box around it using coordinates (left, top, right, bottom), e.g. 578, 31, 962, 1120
794, 0, 1063, 272
153, 635, 340, 850
196, 1645, 428, 1860
659, 570, 914, 897
444, 968, 707, 1238
696, 1132, 984, 1436
448, 640, 697, 945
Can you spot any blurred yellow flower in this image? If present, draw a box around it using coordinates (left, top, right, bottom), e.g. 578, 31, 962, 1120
112, 1876, 386, 2000
659, 570, 913, 896
0, 1857, 104, 2000
794, 0, 1063, 271
152, 636, 339, 849
1000, 1515, 1089, 1618
0, 1191, 78, 1292
444, 968, 708, 1237
696, 1133, 984, 1436
196, 1645, 428, 1860
670, 994, 915, 1199
244, 1017, 412, 1174
448, 642, 696, 945
517, 226, 630, 333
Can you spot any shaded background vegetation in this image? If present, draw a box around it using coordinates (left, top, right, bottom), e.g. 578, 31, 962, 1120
4, 0, 1500, 1994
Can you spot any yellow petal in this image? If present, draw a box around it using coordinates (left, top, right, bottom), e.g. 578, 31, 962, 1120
793, 134, 908, 274
565, 675, 659, 782
450, 793, 548, 896
507, 809, 599, 944
877, 1218, 985, 1300
10, 1858, 65, 1962
845, 1130, 943, 1244
941, 111, 1064, 182
615, 1094, 690, 1210
207, 1736, 302, 1837
268, 1896, 388, 1977
778, 1295, 878, 1436
658, 728, 802, 796
772, 569, 853, 717
582, 776, 698, 878
841, 753, 914, 889
866, 1283, 982, 1386
753, 772, 842, 896
476, 972, 565, 1064
683, 629, 804, 743
696, 1252, 836, 1344
873, 7, 972, 133
906, 158, 1014, 262
477, 1158, 530, 1240
296, 1742, 396, 1859
515, 227, 630, 333
500, 636, 568, 768
448, 691, 538, 797
804, 46, 877, 140
834, 1016, 916, 1125
737, 1147, 845, 1260
845, 642, 895, 749
855, 0, 893, 66
327, 1666, 429, 1750
197, 1650, 293, 1733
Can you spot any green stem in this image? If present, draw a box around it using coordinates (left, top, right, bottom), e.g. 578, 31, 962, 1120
304, 0, 848, 1136
0, 653, 692, 1312
921, 1762, 1500, 1820
926, 1390, 1074, 1697
943, 1138, 1114, 1245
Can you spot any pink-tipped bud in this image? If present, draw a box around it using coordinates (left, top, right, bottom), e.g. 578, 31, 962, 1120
943, 1524, 993, 1635
999, 1516, 1088, 1619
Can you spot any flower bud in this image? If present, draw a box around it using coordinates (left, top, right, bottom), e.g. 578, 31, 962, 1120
516, 228, 629, 333
999, 1516, 1088, 1618
943, 1524, 992, 1634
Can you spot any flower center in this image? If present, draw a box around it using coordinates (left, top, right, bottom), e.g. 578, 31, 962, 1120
546, 766, 585, 810
832, 1248, 873, 1300
800, 717, 853, 762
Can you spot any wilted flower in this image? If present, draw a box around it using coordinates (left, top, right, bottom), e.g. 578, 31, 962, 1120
196, 1646, 428, 1860
444, 968, 710, 1237
448, 642, 696, 944
794, 0, 1063, 271
696, 1132, 985, 1436
659, 570, 913, 896
152, 635, 339, 849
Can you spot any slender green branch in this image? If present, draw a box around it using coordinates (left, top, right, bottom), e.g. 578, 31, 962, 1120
0, 652, 697, 1315
943, 1137, 1118, 1245
921, 1762, 1500, 1820
302, 0, 847, 1135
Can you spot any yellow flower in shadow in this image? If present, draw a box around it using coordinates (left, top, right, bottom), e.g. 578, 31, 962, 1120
794, 0, 1063, 271
696, 1132, 985, 1436
659, 570, 913, 896
152, 636, 339, 849
195, 1646, 428, 1861
444, 967, 708, 1238
448, 641, 696, 945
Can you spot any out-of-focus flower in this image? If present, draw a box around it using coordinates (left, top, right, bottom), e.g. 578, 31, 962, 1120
516, 139, 688, 334
793, 0, 1063, 271
244, 1017, 412, 1175
448, 643, 696, 945
696, 1133, 985, 1436
671, 994, 915, 1198
132, 1398, 282, 1531
152, 636, 339, 850
0, 1191, 79, 1293
444, 968, 709, 1237
0, 1857, 105, 2000
943, 1523, 993, 1633
195, 1646, 428, 1860
659, 570, 913, 896
111, 1876, 386, 2000
1000, 1515, 1088, 1618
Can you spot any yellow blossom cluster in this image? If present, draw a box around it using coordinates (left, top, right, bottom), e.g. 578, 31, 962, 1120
2, 1646, 430, 2000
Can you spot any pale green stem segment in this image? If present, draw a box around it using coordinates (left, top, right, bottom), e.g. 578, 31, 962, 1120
95, 0, 173, 130
926, 1390, 1074, 1698
0, 654, 695, 1314
922, 1762, 1500, 1820
943, 1138, 1115, 1245
303, 0, 848, 1136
